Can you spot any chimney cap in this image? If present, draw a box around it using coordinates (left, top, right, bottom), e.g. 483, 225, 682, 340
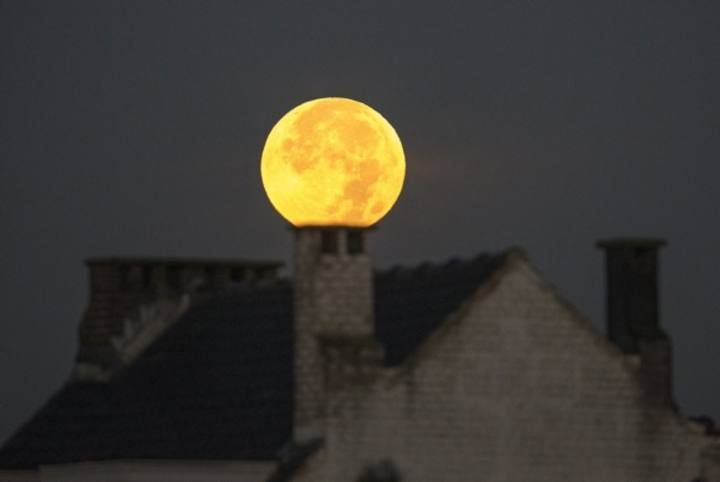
596, 238, 667, 250
290, 224, 378, 232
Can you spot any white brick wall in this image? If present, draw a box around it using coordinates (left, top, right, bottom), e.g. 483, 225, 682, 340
295, 254, 717, 482
293, 228, 375, 440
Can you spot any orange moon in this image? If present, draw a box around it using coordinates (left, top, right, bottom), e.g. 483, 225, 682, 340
260, 97, 405, 227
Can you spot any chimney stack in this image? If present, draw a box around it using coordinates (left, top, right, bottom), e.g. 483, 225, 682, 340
76, 258, 282, 378
293, 227, 383, 441
597, 238, 673, 406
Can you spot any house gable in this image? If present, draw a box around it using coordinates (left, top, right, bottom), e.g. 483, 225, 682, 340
302, 252, 711, 482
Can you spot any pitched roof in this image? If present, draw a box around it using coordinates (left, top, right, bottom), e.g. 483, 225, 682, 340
375, 254, 507, 366
0, 252, 508, 469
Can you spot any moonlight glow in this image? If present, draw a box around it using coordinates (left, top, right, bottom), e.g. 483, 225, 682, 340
260, 97, 405, 227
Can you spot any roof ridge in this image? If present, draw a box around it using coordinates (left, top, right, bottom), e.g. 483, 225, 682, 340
374, 248, 515, 277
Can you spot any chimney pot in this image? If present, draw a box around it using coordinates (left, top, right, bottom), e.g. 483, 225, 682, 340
596, 238, 666, 353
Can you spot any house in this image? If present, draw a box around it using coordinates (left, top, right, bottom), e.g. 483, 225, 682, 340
0, 227, 718, 481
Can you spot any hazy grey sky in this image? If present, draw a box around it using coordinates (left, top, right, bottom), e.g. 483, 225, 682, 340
1, 0, 719, 443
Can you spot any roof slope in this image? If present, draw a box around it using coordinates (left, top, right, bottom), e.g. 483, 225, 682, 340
0, 283, 295, 467
0, 252, 507, 469
375, 253, 507, 366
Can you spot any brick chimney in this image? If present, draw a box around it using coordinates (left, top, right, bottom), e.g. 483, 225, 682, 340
75, 258, 282, 379
597, 239, 673, 406
293, 227, 383, 441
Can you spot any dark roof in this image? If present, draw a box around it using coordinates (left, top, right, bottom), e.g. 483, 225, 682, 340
0, 252, 507, 469
375, 254, 507, 366
0, 284, 295, 467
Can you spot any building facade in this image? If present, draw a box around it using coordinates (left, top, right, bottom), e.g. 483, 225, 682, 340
1, 229, 718, 481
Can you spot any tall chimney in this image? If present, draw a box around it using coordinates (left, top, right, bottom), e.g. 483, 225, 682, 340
597, 238, 673, 406
293, 226, 382, 441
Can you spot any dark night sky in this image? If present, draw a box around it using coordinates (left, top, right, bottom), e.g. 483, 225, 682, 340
1, 1, 719, 443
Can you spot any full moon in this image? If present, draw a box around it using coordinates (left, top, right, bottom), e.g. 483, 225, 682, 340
260, 97, 405, 227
